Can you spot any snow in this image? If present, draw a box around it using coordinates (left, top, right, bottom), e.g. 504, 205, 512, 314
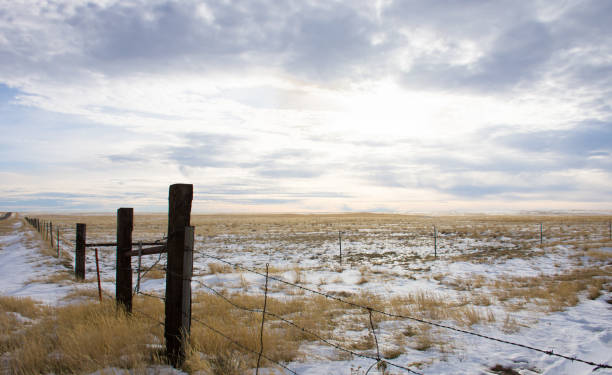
0, 219, 75, 304
1, 214, 611, 374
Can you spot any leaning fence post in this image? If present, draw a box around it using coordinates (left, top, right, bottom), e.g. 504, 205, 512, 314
164, 183, 193, 367
75, 223, 86, 279
116, 207, 134, 313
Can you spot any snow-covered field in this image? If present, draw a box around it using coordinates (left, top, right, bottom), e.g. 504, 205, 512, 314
1, 212, 611, 374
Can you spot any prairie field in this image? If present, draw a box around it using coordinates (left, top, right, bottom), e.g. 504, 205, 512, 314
1, 212, 611, 374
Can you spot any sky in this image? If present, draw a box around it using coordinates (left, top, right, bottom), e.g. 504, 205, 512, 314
0, 0, 611, 213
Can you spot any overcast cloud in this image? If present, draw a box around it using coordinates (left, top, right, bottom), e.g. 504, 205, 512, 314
0, 0, 611, 212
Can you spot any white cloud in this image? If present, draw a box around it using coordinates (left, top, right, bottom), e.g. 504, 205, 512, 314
0, 0, 611, 212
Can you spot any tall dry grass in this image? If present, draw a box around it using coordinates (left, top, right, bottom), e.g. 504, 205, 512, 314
2, 295, 164, 375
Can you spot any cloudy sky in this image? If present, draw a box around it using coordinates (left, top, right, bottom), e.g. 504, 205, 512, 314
1, 0, 611, 213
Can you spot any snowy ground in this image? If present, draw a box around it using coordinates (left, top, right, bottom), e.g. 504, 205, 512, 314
1, 213, 611, 374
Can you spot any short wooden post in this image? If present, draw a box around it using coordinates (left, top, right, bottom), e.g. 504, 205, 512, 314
165, 183, 193, 367
116, 208, 133, 313
75, 223, 86, 279
609, 221, 611, 241
56, 227, 60, 256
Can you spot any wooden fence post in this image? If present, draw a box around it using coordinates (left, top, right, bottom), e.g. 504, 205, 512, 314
434, 225, 437, 258
182, 227, 194, 341
75, 223, 86, 279
540, 223, 543, 245
116, 208, 134, 313
338, 231, 342, 265
50, 222, 53, 248
164, 183, 193, 367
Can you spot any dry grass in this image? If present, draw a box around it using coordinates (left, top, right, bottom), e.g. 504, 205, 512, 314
491, 267, 610, 312
501, 314, 521, 334
28, 270, 76, 284
2, 296, 164, 374
34, 212, 612, 246
186, 292, 343, 373
207, 263, 233, 274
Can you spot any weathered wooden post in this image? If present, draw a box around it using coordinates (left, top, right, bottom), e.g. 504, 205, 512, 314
75, 223, 86, 279
56, 227, 60, 256
164, 183, 193, 367
116, 208, 134, 313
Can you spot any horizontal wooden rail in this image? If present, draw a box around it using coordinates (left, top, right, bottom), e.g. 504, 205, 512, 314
86, 241, 165, 247
126, 245, 167, 257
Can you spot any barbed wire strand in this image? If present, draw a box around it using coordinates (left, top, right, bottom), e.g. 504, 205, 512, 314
197, 252, 612, 370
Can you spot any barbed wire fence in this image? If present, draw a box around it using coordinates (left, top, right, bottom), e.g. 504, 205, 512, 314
20, 212, 612, 374
188, 252, 611, 373
124, 249, 611, 374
